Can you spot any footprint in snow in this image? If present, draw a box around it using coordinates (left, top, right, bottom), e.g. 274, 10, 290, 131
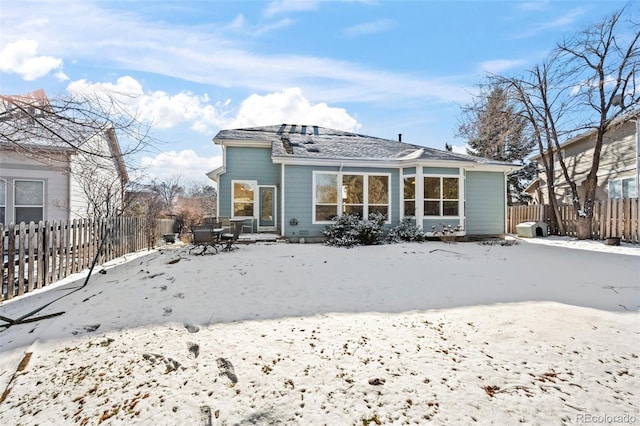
217, 357, 238, 385
163, 307, 173, 316
188, 342, 200, 359
185, 323, 200, 333
71, 324, 101, 335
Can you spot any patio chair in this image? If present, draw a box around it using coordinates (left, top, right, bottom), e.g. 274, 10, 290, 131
189, 225, 223, 255
220, 221, 243, 252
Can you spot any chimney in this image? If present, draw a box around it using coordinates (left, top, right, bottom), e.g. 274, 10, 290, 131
398, 133, 402, 142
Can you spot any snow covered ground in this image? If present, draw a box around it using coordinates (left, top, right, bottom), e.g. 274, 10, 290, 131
0, 237, 638, 425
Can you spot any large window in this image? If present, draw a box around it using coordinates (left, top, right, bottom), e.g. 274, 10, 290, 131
232, 181, 255, 217
403, 176, 416, 216
15, 180, 44, 223
0, 180, 5, 224
608, 177, 637, 199
314, 172, 389, 222
424, 176, 459, 216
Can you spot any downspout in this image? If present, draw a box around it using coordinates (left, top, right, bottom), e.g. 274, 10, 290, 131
280, 163, 285, 237
504, 171, 509, 235
636, 118, 639, 198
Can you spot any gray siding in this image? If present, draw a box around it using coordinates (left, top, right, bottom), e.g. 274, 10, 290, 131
465, 171, 506, 235
218, 147, 281, 226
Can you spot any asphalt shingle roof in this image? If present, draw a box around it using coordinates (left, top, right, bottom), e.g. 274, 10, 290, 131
214, 124, 514, 166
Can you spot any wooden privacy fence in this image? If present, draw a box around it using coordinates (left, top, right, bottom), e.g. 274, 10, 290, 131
508, 198, 639, 243
1, 217, 174, 301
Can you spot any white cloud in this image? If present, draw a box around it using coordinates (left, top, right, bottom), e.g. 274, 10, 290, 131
479, 59, 527, 74
138, 150, 222, 185
263, 0, 319, 17
227, 88, 360, 132
344, 19, 395, 37
0, 39, 64, 81
516, 7, 589, 38
67, 77, 358, 135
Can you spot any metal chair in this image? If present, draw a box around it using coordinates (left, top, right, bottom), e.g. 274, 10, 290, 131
220, 221, 243, 252
189, 225, 222, 255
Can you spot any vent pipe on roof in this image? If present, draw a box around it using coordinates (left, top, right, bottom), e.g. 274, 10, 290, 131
398, 133, 402, 142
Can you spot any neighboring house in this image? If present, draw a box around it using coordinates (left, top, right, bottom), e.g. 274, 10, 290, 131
0, 90, 128, 226
207, 124, 519, 240
526, 113, 639, 204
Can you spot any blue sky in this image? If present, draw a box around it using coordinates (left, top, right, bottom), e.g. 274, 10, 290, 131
0, 0, 633, 185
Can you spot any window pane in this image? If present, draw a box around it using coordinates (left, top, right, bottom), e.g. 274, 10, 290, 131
15, 181, 43, 205
403, 177, 415, 200
0, 207, 5, 224
16, 207, 43, 223
342, 175, 363, 203
404, 201, 415, 216
623, 178, 637, 198
609, 180, 622, 198
443, 178, 458, 199
233, 202, 254, 217
0, 180, 5, 205
424, 177, 440, 199
443, 201, 459, 216
369, 205, 388, 218
368, 175, 389, 205
424, 200, 440, 216
343, 204, 363, 218
315, 205, 337, 221
316, 174, 338, 203
233, 182, 254, 202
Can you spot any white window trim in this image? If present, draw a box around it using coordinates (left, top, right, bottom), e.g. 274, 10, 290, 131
401, 175, 416, 219
231, 179, 257, 218
422, 175, 461, 219
312, 171, 392, 224
0, 179, 6, 224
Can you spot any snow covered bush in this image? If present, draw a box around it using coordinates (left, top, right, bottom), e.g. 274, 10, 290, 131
431, 223, 463, 243
323, 213, 386, 247
386, 217, 427, 243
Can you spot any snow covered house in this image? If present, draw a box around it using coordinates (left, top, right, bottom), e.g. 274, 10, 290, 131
207, 124, 519, 241
0, 90, 128, 226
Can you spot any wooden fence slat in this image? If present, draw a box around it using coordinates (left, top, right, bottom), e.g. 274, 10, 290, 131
17, 222, 26, 296
28, 221, 35, 293
7, 223, 16, 299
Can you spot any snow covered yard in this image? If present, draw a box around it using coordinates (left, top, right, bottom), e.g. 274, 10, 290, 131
0, 238, 638, 425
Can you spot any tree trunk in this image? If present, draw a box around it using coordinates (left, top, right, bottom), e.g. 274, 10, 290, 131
576, 216, 592, 240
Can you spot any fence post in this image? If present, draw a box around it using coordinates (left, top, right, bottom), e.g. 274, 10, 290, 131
17, 222, 26, 296
0, 224, 5, 300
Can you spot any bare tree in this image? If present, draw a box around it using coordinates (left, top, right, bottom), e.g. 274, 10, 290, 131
0, 89, 155, 220
497, 7, 639, 238
554, 8, 640, 238
150, 175, 183, 212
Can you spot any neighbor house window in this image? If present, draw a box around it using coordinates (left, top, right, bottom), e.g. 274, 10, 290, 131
608, 177, 637, 199
403, 176, 416, 216
0, 179, 6, 224
14, 180, 44, 223
232, 181, 255, 217
314, 172, 389, 222
424, 176, 459, 216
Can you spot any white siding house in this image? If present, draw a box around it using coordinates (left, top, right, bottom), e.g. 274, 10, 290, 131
0, 90, 128, 226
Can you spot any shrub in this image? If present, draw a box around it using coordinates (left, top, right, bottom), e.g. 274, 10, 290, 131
323, 213, 386, 247
431, 223, 463, 243
386, 217, 427, 243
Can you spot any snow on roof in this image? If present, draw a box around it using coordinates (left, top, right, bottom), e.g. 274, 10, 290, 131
215, 124, 516, 167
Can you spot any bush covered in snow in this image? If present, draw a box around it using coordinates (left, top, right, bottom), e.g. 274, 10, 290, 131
386, 217, 427, 243
323, 213, 387, 247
